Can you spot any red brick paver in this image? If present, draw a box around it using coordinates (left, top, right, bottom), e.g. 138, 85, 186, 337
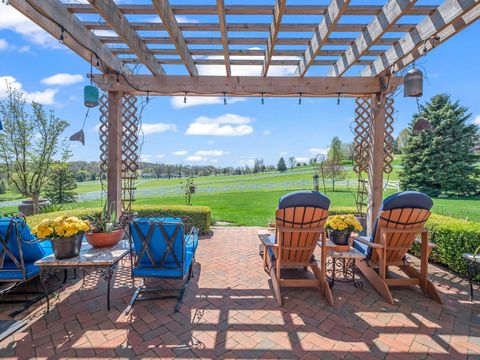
1, 227, 479, 359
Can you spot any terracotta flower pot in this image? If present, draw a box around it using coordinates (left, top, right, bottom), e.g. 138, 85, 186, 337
85, 229, 124, 248
50, 234, 83, 260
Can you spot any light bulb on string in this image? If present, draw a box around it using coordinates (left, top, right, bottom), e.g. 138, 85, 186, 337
337, 93, 341, 106
261, 93, 264, 105
298, 93, 302, 105
223, 92, 227, 105
59, 27, 65, 43
184, 92, 187, 104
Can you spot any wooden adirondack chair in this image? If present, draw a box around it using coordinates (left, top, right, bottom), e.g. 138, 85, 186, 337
353, 191, 442, 305
260, 191, 333, 306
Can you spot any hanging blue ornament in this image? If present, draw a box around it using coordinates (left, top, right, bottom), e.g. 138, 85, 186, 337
84, 85, 99, 107
0, 119, 3, 131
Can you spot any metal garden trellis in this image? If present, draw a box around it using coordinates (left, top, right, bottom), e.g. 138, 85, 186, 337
8, 0, 480, 233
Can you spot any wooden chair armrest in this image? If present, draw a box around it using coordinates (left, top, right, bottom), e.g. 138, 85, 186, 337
351, 235, 384, 248
258, 234, 278, 247
414, 238, 437, 248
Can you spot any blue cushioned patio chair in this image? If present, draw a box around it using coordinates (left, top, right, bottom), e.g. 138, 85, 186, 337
352, 191, 442, 305
0, 215, 54, 316
260, 190, 333, 306
126, 216, 199, 313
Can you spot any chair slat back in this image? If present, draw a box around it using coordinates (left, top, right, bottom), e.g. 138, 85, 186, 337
371, 208, 430, 264
275, 206, 328, 266
129, 218, 185, 271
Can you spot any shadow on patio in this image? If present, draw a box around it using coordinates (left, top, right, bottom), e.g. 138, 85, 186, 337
1, 227, 479, 359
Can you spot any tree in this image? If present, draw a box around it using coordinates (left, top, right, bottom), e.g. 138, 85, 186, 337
395, 128, 410, 153
341, 142, 355, 164
0, 86, 69, 213
327, 137, 344, 163
288, 156, 297, 169
400, 94, 480, 196
277, 157, 287, 172
253, 158, 264, 174
324, 137, 346, 191
44, 145, 77, 204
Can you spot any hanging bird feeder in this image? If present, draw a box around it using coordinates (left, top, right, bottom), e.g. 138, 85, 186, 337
404, 67, 423, 98
84, 85, 99, 107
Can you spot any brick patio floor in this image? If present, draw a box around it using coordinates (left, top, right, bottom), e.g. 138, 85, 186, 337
1, 227, 479, 359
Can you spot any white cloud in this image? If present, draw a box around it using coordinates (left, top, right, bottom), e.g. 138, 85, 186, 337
0, 76, 57, 105
170, 96, 246, 109
92, 30, 117, 37
186, 155, 204, 162
196, 46, 298, 77
172, 150, 188, 156
263, 130, 271, 135
474, 115, 480, 125
295, 157, 310, 163
141, 154, 153, 162
186, 114, 254, 136
280, 151, 287, 156
41, 73, 83, 86
155, 154, 165, 159
0, 3, 62, 48
309, 147, 329, 156
141, 123, 177, 135
0, 38, 8, 51
175, 16, 199, 24
195, 150, 227, 157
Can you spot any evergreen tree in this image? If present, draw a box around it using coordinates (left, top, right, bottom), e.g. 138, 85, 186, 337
400, 94, 479, 196
44, 146, 78, 203
277, 157, 287, 172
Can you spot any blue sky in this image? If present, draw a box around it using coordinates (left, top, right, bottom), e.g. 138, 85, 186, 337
0, 1, 479, 167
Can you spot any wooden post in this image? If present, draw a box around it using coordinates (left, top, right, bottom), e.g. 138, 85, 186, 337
107, 91, 123, 216
366, 93, 386, 235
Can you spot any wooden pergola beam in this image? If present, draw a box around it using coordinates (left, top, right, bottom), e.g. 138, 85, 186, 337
86, 0, 164, 75
216, 0, 231, 77
361, 0, 479, 76
296, 0, 351, 77
393, 4, 480, 73
152, 0, 198, 76
8, 0, 124, 74
120, 58, 373, 66
91, 74, 403, 97
98, 36, 400, 46
84, 21, 417, 33
66, 4, 438, 16
262, 0, 287, 76
328, 0, 417, 77
111, 48, 386, 57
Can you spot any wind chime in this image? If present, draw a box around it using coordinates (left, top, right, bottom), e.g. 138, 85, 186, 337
70, 61, 100, 145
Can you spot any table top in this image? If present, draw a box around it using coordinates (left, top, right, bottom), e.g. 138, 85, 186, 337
463, 253, 480, 263
329, 247, 366, 259
35, 240, 129, 267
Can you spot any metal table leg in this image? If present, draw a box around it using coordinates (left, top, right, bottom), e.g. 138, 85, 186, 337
467, 262, 474, 301
40, 270, 50, 313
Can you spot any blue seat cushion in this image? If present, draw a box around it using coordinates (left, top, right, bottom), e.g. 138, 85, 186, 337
0, 262, 40, 281
278, 190, 330, 210
0, 218, 52, 263
353, 191, 433, 259
132, 247, 194, 279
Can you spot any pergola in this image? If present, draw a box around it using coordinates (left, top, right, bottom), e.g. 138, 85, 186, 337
9, 0, 479, 233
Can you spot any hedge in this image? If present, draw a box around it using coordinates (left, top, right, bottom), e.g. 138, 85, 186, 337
27, 205, 212, 234
415, 214, 480, 277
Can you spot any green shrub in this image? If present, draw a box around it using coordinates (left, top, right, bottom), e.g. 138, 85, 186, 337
27, 205, 211, 234
412, 214, 480, 277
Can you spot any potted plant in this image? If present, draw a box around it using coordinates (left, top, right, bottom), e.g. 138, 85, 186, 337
31, 216, 90, 259
325, 214, 363, 249
85, 203, 124, 248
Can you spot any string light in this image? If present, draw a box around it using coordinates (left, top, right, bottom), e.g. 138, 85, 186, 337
116, 73, 120, 84
337, 93, 341, 105
223, 92, 227, 105
183, 91, 187, 104
146, 91, 150, 104
298, 93, 302, 105
261, 93, 264, 105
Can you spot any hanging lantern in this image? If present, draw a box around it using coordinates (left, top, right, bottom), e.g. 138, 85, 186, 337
84, 85, 99, 107
404, 68, 423, 97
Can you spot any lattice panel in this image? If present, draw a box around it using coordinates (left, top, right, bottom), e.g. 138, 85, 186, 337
383, 95, 395, 174
121, 95, 140, 212
353, 97, 372, 175
98, 94, 109, 184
